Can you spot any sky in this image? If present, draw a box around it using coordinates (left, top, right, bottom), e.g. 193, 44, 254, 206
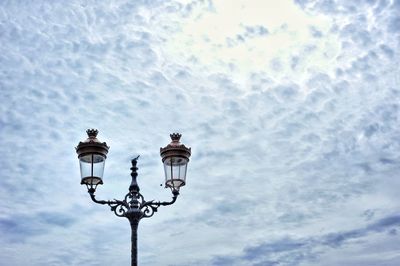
0, 0, 400, 265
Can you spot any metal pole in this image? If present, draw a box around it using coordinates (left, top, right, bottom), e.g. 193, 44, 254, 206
128, 157, 140, 266
129, 219, 139, 266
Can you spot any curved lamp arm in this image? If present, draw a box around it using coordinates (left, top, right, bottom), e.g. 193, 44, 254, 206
87, 187, 179, 219
139, 190, 179, 219
88, 188, 130, 217
85, 157, 181, 220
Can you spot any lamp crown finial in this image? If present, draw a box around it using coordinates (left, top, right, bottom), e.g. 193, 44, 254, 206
170, 133, 181, 142
86, 129, 98, 138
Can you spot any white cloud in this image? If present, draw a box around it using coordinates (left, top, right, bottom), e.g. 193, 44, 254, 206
163, 0, 340, 84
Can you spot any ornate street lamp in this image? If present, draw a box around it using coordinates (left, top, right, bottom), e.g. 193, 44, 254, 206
160, 133, 191, 192
76, 129, 191, 266
76, 129, 109, 188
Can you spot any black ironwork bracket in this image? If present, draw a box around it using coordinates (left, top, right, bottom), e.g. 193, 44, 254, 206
88, 188, 179, 219
86, 156, 179, 221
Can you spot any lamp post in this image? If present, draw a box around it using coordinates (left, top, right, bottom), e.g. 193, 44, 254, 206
76, 129, 191, 266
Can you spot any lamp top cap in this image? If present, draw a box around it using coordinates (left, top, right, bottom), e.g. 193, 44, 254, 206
160, 132, 191, 161
76, 129, 109, 157
87, 129, 98, 138
81, 128, 104, 144
170, 133, 182, 143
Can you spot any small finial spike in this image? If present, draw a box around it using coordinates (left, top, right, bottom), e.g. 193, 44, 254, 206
170, 133, 182, 142
86, 129, 98, 138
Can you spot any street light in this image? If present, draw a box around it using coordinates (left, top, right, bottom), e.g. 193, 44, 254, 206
160, 133, 191, 192
76, 129, 109, 187
76, 129, 191, 266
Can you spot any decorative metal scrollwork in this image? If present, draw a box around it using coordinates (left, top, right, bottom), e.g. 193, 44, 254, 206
88, 188, 178, 220
87, 156, 179, 222
141, 202, 159, 218
109, 200, 129, 217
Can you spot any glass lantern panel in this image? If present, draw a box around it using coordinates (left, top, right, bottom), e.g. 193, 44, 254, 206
79, 155, 92, 180
79, 154, 105, 185
92, 154, 105, 179
163, 157, 188, 190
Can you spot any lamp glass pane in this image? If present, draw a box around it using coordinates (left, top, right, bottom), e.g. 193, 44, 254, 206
92, 154, 105, 179
163, 157, 188, 190
79, 154, 105, 185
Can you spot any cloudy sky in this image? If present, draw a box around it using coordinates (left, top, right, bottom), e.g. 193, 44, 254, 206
1, 0, 400, 265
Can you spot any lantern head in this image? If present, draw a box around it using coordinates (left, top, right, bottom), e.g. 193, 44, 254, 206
76, 129, 109, 189
160, 133, 191, 192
